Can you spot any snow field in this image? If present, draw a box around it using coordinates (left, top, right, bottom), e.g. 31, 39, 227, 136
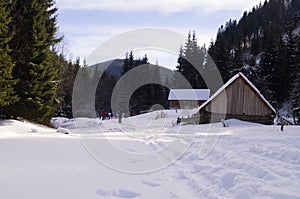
0, 110, 300, 198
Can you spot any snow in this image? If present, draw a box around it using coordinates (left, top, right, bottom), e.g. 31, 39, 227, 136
1, 110, 300, 198
278, 102, 293, 118
293, 26, 300, 36
168, 89, 210, 101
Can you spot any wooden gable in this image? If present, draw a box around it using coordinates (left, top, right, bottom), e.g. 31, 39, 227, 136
198, 73, 276, 124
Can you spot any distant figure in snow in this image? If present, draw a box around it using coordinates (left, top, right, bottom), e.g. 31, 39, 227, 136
280, 117, 285, 132
118, 112, 122, 124
221, 119, 228, 127
101, 111, 106, 120
176, 117, 181, 125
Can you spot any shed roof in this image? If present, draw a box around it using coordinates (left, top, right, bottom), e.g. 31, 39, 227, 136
168, 89, 210, 101
198, 72, 276, 113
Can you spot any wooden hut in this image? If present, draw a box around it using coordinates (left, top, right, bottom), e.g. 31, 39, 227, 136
168, 89, 210, 109
196, 73, 276, 125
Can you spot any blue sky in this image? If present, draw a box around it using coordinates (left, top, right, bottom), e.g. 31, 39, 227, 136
55, 0, 262, 67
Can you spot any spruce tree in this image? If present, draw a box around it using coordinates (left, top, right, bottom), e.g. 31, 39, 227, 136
57, 57, 80, 118
8, 0, 61, 124
289, 35, 300, 108
177, 31, 207, 88
122, 52, 129, 75
208, 31, 231, 82
259, 36, 278, 105
128, 51, 134, 70
0, 0, 18, 107
176, 46, 184, 73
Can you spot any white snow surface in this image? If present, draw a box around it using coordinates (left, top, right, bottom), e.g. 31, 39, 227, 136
168, 89, 210, 101
1, 110, 300, 199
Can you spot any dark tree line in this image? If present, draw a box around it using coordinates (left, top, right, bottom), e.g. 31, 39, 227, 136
208, 0, 300, 110
56, 57, 81, 118
95, 66, 118, 115
2, 0, 299, 124
97, 51, 169, 116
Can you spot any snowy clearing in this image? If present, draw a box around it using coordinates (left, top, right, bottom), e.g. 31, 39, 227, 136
0, 110, 300, 199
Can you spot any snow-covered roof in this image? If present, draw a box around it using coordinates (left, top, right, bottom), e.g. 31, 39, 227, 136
198, 72, 276, 113
168, 89, 210, 101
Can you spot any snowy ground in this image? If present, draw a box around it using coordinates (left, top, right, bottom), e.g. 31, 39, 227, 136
1, 110, 300, 199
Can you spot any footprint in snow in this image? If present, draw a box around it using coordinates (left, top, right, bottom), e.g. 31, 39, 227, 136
140, 180, 161, 187
30, 128, 38, 133
96, 189, 140, 198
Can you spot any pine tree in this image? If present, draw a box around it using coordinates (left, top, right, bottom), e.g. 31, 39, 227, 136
176, 31, 207, 88
73, 63, 94, 117
272, 38, 289, 105
176, 46, 184, 73
128, 51, 134, 70
122, 52, 129, 75
289, 35, 300, 108
8, 0, 61, 124
56, 57, 80, 118
128, 53, 151, 114
259, 36, 278, 105
0, 0, 18, 107
190, 31, 206, 88
182, 31, 195, 87
208, 33, 231, 82
142, 54, 148, 64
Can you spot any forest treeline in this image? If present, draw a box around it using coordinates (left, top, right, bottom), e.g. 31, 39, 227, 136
1, 0, 299, 124
207, 0, 300, 109
175, 0, 300, 111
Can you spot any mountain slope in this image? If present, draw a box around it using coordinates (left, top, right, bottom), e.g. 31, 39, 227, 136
208, 0, 300, 110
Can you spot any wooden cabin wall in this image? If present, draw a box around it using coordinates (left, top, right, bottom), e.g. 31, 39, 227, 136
204, 77, 273, 116
170, 100, 206, 108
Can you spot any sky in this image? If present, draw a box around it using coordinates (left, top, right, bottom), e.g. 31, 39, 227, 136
55, 0, 262, 67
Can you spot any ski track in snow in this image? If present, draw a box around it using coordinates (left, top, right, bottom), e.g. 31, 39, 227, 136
0, 110, 300, 198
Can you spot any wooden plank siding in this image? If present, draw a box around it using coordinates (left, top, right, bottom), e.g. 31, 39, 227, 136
196, 74, 276, 125
169, 100, 206, 109
177, 73, 276, 125
204, 77, 273, 116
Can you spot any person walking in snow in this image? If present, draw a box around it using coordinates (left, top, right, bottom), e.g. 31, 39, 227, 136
101, 111, 106, 120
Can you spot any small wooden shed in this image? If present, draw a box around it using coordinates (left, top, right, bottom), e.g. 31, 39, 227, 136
168, 89, 210, 109
197, 72, 276, 125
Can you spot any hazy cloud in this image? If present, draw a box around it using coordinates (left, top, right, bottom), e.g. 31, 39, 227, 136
59, 24, 216, 64
56, 0, 262, 13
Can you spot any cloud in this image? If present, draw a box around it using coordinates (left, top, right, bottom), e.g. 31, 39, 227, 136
56, 0, 262, 13
59, 25, 147, 60
56, 0, 263, 65
59, 24, 216, 65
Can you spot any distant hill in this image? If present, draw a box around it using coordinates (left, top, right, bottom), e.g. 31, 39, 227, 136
89, 58, 175, 114
89, 59, 124, 78
89, 59, 175, 82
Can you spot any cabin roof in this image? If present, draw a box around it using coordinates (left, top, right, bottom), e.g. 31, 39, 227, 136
168, 89, 210, 101
197, 72, 276, 113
